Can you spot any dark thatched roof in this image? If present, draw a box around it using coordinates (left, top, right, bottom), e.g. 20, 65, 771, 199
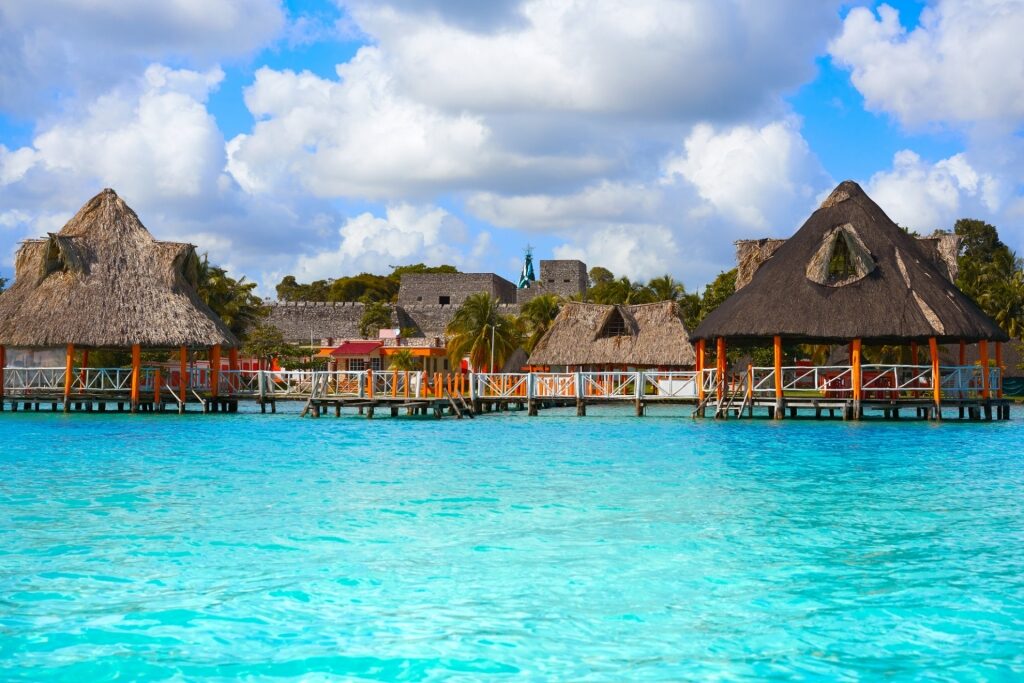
528, 301, 695, 367
0, 189, 238, 349
693, 181, 1007, 344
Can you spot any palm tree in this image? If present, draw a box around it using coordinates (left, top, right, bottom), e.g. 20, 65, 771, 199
388, 349, 419, 371
446, 292, 523, 371
647, 274, 684, 302
195, 255, 267, 337
519, 294, 562, 353
975, 250, 1024, 338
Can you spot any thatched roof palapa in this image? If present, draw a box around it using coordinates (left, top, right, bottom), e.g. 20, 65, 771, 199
693, 181, 1007, 344
528, 301, 695, 367
0, 189, 238, 349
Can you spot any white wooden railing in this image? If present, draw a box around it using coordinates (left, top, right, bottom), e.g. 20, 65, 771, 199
0, 365, 1005, 402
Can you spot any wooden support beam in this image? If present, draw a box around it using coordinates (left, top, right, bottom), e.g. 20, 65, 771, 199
996, 341, 1003, 399
179, 347, 188, 411
910, 341, 919, 366
959, 340, 966, 366
0, 344, 5, 407
130, 344, 141, 412
773, 335, 783, 409
980, 340, 990, 399
696, 339, 705, 403
154, 369, 162, 406
63, 343, 74, 411
851, 339, 862, 419
210, 344, 221, 398
228, 347, 239, 395
716, 337, 726, 403
929, 337, 941, 419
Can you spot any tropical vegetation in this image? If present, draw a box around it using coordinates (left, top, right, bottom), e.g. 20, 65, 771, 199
445, 292, 522, 371
275, 264, 459, 303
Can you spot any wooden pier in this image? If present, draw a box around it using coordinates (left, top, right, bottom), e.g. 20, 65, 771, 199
0, 365, 1012, 421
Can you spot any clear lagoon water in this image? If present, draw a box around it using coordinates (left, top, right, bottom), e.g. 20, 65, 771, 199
2, 405, 1024, 680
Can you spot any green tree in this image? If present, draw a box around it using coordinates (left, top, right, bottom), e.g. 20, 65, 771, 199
955, 218, 1024, 338
519, 294, 562, 353
0, 276, 7, 293
588, 266, 614, 287
388, 349, 419, 371
242, 323, 303, 364
647, 274, 684, 302
446, 292, 523, 371
359, 301, 393, 338
697, 269, 737, 325
195, 255, 267, 337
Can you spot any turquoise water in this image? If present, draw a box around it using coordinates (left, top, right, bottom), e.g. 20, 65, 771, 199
2, 406, 1024, 680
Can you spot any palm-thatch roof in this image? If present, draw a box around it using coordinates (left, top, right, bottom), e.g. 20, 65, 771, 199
693, 180, 1007, 344
528, 301, 695, 367
0, 189, 238, 348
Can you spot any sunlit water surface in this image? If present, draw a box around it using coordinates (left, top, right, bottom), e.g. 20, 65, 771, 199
2, 405, 1023, 680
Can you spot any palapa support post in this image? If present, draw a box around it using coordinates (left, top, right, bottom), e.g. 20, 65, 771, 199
715, 337, 726, 410
367, 368, 374, 400
179, 347, 188, 413
130, 344, 141, 413
210, 344, 221, 399
910, 341, 919, 366
773, 335, 783, 420
0, 344, 6, 411
959, 340, 966, 366
154, 369, 162, 409
635, 371, 644, 417
851, 339, 862, 420
995, 339, 1003, 401
575, 370, 586, 416
980, 340, 990, 400
63, 343, 75, 412
696, 339, 705, 406
929, 337, 941, 420
228, 347, 239, 395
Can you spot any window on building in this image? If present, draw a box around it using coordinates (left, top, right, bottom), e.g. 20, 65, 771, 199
348, 358, 365, 371
439, 296, 451, 305
370, 357, 384, 371
564, 279, 571, 283
597, 308, 631, 338
416, 296, 422, 301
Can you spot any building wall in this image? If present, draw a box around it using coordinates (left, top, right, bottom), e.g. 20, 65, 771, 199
397, 273, 518, 306
536, 260, 588, 299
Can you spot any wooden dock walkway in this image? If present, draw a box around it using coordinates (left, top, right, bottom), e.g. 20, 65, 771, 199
0, 364, 1012, 421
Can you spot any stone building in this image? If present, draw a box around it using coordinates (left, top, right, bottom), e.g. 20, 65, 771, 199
265, 258, 589, 345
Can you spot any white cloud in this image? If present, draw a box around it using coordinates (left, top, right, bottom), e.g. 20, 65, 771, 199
349, 0, 841, 118
830, 1, 1024, 126
662, 119, 830, 231
467, 181, 662, 231
553, 224, 678, 283
226, 57, 607, 200
866, 150, 1003, 231
293, 204, 486, 280
0, 0, 284, 116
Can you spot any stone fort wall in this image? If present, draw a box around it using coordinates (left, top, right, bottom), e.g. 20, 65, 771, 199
267, 259, 586, 344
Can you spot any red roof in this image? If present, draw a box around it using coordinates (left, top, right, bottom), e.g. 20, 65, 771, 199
329, 341, 383, 356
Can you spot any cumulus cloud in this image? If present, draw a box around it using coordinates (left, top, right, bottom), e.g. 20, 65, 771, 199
226, 57, 607, 200
293, 204, 487, 279
553, 224, 679, 283
830, 0, 1024, 126
0, 0, 285, 116
866, 150, 1004, 232
662, 119, 830, 231
349, 0, 841, 118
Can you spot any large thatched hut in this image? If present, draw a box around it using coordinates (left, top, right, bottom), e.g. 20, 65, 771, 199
0, 188, 238, 411
528, 301, 695, 370
692, 180, 1007, 418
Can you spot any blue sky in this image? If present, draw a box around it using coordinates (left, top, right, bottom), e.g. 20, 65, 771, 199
0, 0, 1021, 294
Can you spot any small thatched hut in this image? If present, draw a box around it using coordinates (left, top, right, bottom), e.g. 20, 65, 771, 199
692, 180, 1007, 414
0, 188, 238, 410
528, 301, 695, 370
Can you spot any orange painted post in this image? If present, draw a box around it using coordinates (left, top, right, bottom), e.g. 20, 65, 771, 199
696, 339, 705, 403
747, 364, 753, 402
210, 344, 221, 398
228, 347, 239, 394
63, 343, 74, 411
773, 335, 783, 400
435, 372, 441, 399
996, 342, 1003, 399
130, 344, 141, 412
929, 337, 941, 417
716, 337, 726, 404
179, 347, 188, 409
392, 368, 398, 397
367, 368, 374, 399
980, 340, 990, 399
404, 371, 410, 399
851, 339, 862, 418
154, 369, 162, 406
